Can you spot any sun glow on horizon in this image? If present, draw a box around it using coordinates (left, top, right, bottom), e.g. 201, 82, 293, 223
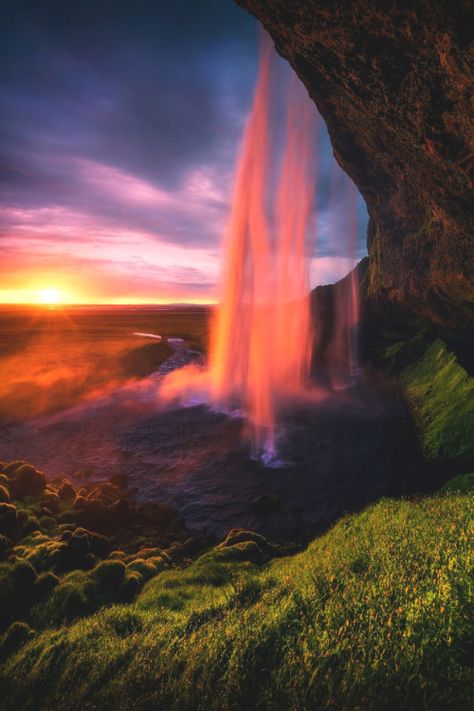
38, 287, 63, 305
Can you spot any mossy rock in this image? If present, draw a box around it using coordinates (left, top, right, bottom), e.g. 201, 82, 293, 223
126, 558, 158, 581
218, 529, 278, 557
2, 461, 28, 478
0, 503, 17, 534
38, 515, 57, 533
439, 473, 474, 494
0, 534, 13, 557
40, 492, 61, 513
163, 538, 199, 563
119, 571, 144, 603
215, 540, 266, 565
135, 547, 163, 560
11, 560, 37, 588
0, 622, 34, 659
39, 583, 91, 625
10, 465, 46, 498
57, 481, 76, 503
0, 485, 10, 503
16, 510, 40, 534
91, 559, 126, 588
33, 571, 60, 601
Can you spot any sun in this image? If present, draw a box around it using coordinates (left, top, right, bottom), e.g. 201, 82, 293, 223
38, 287, 62, 305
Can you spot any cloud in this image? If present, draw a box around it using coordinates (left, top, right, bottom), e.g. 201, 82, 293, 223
0, 0, 368, 302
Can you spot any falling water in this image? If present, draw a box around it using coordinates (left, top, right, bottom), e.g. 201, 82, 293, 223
324, 164, 361, 389
160, 31, 361, 463
208, 33, 317, 462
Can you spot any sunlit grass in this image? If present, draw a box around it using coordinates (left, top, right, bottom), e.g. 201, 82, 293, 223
1, 491, 472, 710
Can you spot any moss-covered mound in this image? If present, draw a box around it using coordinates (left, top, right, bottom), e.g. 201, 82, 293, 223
0, 489, 472, 710
0, 460, 211, 633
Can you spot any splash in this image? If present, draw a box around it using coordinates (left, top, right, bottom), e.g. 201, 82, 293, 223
208, 33, 317, 462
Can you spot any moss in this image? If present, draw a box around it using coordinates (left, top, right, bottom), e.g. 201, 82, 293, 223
32, 571, 60, 600
91, 559, 126, 588
0, 534, 13, 557
38, 515, 57, 533
439, 472, 474, 494
33, 582, 92, 626
215, 541, 266, 565
10, 464, 46, 498
0, 503, 16, 534
119, 571, 144, 603
400, 339, 474, 463
0, 622, 34, 659
126, 558, 158, 581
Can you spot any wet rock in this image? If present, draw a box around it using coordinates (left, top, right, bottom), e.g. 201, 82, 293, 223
109, 498, 131, 524
110, 473, 128, 489
252, 493, 281, 515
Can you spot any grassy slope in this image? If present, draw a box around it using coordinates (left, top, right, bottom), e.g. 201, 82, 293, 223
381, 336, 474, 467
399, 340, 474, 464
1, 492, 472, 711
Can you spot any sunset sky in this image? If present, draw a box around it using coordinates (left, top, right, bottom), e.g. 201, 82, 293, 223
1, 0, 368, 304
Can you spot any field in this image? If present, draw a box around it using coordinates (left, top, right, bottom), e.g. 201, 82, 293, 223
0, 305, 210, 422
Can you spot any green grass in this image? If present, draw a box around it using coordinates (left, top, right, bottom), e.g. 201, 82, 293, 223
399, 339, 474, 463
1, 491, 472, 710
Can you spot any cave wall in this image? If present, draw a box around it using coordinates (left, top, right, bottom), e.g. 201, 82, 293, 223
238, 0, 474, 325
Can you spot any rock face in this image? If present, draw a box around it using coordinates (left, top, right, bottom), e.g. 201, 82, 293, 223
238, 0, 474, 324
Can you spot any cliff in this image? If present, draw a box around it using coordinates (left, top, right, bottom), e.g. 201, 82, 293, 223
238, 0, 474, 325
